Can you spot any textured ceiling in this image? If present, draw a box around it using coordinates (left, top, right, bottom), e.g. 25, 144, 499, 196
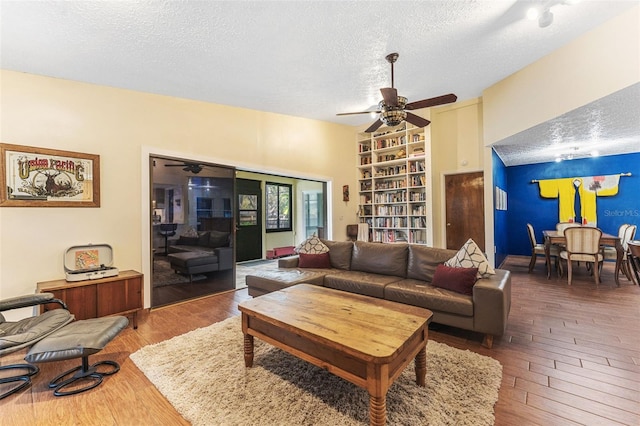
1, 0, 638, 166
493, 83, 640, 166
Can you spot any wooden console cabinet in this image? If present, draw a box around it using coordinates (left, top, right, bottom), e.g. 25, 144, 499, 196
37, 270, 143, 329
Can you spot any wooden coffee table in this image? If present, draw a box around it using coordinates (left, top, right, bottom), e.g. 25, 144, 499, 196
239, 284, 433, 426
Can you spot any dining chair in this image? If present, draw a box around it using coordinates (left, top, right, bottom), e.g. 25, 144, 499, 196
602, 224, 636, 281
559, 227, 603, 286
627, 240, 640, 285
527, 223, 558, 273
556, 222, 581, 234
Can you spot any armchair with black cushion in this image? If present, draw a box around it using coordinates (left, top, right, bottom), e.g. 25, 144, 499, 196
0, 293, 73, 399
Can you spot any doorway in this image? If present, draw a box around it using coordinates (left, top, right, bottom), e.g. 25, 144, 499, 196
236, 178, 263, 262
445, 171, 485, 251
150, 156, 236, 308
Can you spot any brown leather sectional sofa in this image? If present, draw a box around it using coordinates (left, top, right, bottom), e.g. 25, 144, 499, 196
246, 239, 511, 348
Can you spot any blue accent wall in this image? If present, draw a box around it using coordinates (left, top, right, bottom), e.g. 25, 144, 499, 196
492, 149, 508, 266
505, 153, 640, 256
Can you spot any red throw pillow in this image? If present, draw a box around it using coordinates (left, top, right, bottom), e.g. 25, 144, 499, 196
431, 264, 478, 295
298, 252, 331, 268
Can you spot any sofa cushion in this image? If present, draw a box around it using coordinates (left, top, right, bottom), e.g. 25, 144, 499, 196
321, 239, 353, 270
407, 245, 457, 282
445, 238, 495, 278
180, 226, 199, 238
295, 234, 329, 254
207, 230, 230, 248
245, 269, 329, 295
385, 279, 474, 317
324, 271, 401, 299
431, 264, 478, 296
176, 236, 199, 246
197, 232, 210, 246
351, 241, 408, 277
298, 252, 331, 268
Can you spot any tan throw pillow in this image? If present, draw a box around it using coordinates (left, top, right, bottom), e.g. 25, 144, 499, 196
181, 226, 199, 238
445, 238, 495, 278
295, 234, 329, 254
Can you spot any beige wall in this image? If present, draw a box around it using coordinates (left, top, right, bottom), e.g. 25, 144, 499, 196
430, 98, 484, 248
483, 5, 640, 146
0, 71, 356, 310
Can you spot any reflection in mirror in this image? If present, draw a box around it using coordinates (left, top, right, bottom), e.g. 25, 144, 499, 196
150, 156, 236, 308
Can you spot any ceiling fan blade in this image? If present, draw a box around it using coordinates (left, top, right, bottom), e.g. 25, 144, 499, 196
405, 112, 431, 128
336, 110, 381, 116
380, 88, 398, 107
405, 93, 457, 110
365, 119, 384, 133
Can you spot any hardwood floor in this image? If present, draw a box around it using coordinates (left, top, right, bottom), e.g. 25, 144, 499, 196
2, 256, 639, 425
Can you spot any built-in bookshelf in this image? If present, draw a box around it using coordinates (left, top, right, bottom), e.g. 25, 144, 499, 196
357, 123, 433, 245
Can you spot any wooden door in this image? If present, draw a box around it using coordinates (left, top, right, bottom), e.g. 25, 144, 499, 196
236, 178, 263, 262
445, 171, 485, 251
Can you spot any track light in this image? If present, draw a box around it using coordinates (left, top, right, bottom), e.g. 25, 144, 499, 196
528, 0, 580, 28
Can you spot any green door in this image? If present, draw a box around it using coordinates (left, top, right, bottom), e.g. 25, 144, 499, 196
236, 178, 262, 261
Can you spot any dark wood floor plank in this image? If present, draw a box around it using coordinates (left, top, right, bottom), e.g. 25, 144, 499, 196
526, 393, 628, 425
581, 359, 640, 381
554, 361, 640, 391
495, 399, 584, 426
549, 377, 640, 415
516, 377, 639, 425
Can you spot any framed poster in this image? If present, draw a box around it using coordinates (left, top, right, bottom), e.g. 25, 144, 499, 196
0, 143, 100, 207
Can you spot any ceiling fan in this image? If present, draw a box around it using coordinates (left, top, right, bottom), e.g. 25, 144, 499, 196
164, 162, 205, 174
337, 53, 457, 133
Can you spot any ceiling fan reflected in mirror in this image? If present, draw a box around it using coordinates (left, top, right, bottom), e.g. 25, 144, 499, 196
164, 162, 205, 174
338, 53, 457, 133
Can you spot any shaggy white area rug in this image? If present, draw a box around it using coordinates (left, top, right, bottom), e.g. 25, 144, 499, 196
130, 316, 502, 426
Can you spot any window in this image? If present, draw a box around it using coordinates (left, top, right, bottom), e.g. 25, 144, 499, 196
265, 182, 292, 232
303, 191, 323, 238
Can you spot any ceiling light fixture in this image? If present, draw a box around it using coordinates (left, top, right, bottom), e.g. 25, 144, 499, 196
538, 9, 554, 28
380, 108, 407, 127
554, 145, 601, 162
527, 0, 580, 28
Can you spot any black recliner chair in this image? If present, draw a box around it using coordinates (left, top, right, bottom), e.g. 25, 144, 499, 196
0, 293, 73, 399
1, 292, 129, 398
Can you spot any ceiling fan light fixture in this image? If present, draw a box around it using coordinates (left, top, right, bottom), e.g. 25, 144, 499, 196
381, 109, 407, 127
378, 96, 407, 111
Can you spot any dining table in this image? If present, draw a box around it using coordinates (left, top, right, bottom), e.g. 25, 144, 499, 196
542, 229, 623, 286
